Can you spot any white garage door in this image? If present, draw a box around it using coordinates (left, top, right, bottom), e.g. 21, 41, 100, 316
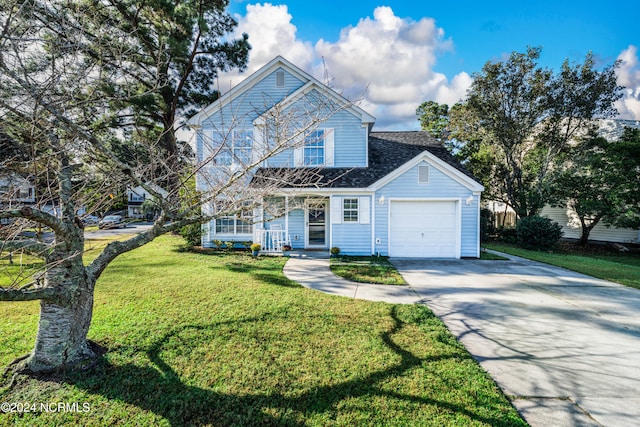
389, 200, 459, 258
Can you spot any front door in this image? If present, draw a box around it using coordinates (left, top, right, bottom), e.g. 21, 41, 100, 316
306, 200, 327, 248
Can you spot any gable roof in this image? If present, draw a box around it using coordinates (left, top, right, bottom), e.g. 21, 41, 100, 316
187, 56, 374, 127
251, 131, 483, 191
253, 80, 375, 128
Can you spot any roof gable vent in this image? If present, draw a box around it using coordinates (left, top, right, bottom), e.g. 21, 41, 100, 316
418, 165, 429, 184
275, 70, 285, 88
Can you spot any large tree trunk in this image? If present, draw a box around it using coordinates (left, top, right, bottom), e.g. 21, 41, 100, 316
24, 227, 97, 373
26, 286, 95, 372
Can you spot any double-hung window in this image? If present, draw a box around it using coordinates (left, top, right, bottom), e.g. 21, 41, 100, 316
342, 198, 359, 222
212, 130, 253, 166
303, 130, 325, 166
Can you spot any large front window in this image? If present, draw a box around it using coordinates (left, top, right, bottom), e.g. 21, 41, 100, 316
215, 202, 252, 235
212, 130, 253, 166
303, 130, 325, 166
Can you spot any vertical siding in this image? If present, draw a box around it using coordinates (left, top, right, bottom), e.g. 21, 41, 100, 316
374, 162, 480, 257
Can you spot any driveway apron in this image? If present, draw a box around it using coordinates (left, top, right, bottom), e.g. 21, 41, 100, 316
392, 256, 640, 427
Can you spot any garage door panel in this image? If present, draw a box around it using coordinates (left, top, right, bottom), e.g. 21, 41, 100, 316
389, 201, 458, 258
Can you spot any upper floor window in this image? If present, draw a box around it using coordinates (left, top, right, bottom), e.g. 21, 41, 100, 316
212, 130, 253, 166
293, 128, 334, 167
303, 130, 325, 166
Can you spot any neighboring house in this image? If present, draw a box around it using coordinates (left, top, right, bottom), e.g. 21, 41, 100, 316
188, 56, 484, 258
0, 174, 35, 207
540, 206, 640, 244
0, 174, 36, 225
483, 200, 517, 229
541, 119, 640, 244
127, 184, 168, 219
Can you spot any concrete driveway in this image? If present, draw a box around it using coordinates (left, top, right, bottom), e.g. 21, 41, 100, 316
392, 256, 640, 427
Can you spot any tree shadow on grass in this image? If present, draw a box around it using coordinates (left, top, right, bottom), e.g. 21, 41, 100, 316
59, 308, 522, 426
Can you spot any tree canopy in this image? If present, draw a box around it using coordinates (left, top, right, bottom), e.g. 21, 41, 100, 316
0, 0, 253, 373
417, 47, 623, 219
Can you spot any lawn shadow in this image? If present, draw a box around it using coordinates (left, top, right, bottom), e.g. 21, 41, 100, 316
57, 307, 521, 426
249, 272, 300, 288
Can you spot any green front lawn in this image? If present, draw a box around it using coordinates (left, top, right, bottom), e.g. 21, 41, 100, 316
0, 235, 525, 426
484, 242, 640, 289
330, 256, 407, 285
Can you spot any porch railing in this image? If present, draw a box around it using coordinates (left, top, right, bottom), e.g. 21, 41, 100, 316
254, 228, 290, 254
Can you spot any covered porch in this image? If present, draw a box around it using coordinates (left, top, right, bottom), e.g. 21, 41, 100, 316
253, 227, 291, 254
254, 195, 329, 254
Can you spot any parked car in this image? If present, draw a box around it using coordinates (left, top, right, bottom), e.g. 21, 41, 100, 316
82, 214, 100, 225
98, 215, 125, 229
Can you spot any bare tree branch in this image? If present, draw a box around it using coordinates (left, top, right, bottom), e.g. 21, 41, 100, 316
0, 286, 60, 301
0, 207, 66, 234
0, 240, 51, 257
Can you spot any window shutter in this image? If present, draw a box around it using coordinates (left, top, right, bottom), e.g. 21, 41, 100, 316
252, 125, 264, 163
293, 146, 303, 167
359, 196, 370, 224
330, 196, 342, 224
325, 128, 334, 166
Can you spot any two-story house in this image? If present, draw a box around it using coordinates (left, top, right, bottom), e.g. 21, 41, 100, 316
127, 184, 168, 219
188, 56, 483, 258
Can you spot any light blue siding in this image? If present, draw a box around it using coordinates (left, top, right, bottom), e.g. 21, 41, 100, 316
197, 67, 306, 167
194, 58, 481, 255
288, 209, 305, 249
373, 162, 480, 257
201, 67, 305, 129
332, 223, 371, 255
266, 89, 368, 168
197, 70, 368, 171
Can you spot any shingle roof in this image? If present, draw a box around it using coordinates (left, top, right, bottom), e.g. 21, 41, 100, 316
251, 131, 478, 188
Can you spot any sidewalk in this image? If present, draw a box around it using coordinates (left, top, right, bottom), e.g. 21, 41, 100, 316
283, 252, 421, 304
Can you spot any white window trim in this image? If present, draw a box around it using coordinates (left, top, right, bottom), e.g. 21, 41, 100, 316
211, 130, 253, 166
293, 128, 334, 167
214, 202, 253, 236
331, 196, 370, 225
343, 198, 359, 222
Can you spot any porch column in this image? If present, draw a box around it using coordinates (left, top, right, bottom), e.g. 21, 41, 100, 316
284, 196, 289, 233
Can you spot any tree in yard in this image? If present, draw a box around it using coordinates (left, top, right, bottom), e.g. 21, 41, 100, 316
550, 128, 640, 244
0, 0, 335, 374
416, 100, 496, 192
462, 47, 622, 219
416, 101, 449, 139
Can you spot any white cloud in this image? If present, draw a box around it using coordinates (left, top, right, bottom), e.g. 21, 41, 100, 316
615, 45, 640, 121
216, 3, 314, 92
218, 4, 473, 129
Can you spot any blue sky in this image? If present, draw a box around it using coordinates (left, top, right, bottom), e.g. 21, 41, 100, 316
221, 1, 640, 130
